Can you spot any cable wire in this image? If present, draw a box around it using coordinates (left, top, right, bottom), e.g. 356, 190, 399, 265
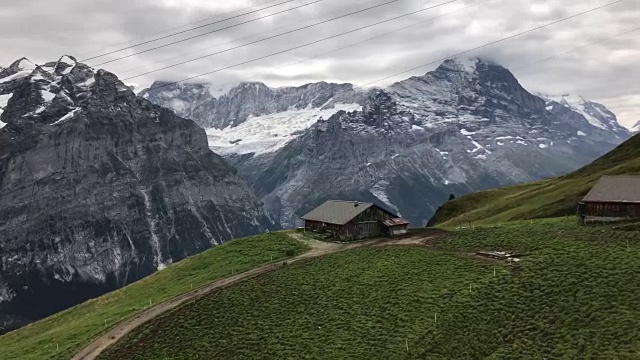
118, 0, 374, 77
81, 0, 310, 62
512, 26, 640, 71
76, 0, 284, 58
359, 0, 626, 87
124, 0, 452, 81
224, 0, 489, 89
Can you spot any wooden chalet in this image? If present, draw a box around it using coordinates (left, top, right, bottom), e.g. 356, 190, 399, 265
301, 200, 410, 240
577, 175, 640, 221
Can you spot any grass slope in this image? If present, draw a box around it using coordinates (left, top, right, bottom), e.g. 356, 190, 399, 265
0, 232, 308, 360
428, 133, 640, 226
100, 219, 640, 359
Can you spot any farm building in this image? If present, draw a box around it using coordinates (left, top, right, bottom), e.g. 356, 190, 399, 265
577, 175, 640, 221
301, 200, 410, 240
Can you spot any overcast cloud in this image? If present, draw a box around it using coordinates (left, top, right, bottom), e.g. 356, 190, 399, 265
1, 0, 638, 127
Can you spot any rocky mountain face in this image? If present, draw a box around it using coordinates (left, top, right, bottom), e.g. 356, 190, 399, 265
0, 56, 277, 333
141, 80, 365, 129
143, 58, 630, 228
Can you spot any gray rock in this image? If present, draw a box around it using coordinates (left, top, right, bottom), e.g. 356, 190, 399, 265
140, 80, 365, 129
0, 56, 278, 333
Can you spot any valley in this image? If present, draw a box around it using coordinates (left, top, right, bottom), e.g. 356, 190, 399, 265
1, 1, 639, 358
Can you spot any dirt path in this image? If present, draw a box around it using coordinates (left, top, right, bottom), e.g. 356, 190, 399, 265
73, 230, 446, 360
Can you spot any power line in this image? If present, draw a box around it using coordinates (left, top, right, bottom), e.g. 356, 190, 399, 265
141, 0, 625, 94
225, 0, 490, 88
360, 0, 626, 87
76, 0, 284, 58
513, 26, 640, 71
118, 0, 374, 77
124, 0, 453, 81
83, 0, 326, 63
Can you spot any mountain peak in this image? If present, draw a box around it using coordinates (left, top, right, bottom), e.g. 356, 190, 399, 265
436, 57, 500, 74
440, 57, 480, 73
8, 57, 35, 71
57, 55, 77, 66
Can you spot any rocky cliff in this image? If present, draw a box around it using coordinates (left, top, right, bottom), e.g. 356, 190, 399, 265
140, 80, 364, 129
0, 56, 277, 333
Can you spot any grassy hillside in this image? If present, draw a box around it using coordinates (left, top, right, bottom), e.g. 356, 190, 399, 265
428, 134, 640, 226
100, 219, 640, 359
0, 232, 308, 360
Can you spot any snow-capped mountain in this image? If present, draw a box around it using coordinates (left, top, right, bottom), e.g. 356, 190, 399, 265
538, 93, 624, 134
141, 80, 365, 130
143, 58, 630, 228
0, 56, 277, 333
632, 120, 640, 133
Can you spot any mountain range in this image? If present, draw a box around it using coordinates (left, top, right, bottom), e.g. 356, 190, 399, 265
0, 56, 277, 333
142, 58, 630, 227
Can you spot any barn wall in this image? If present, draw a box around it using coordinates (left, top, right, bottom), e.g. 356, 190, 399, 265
580, 202, 640, 219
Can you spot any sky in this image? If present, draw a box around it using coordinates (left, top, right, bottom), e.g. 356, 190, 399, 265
0, 0, 638, 128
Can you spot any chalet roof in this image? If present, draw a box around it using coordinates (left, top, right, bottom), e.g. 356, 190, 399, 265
381, 218, 410, 227
301, 201, 374, 225
581, 175, 640, 203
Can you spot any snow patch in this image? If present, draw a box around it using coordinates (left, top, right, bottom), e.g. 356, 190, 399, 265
460, 128, 476, 135
31, 73, 47, 82
169, 99, 188, 113
0, 93, 12, 108
452, 58, 478, 73
0, 70, 32, 83
16, 58, 36, 71
435, 148, 449, 159
40, 90, 56, 102
80, 76, 95, 87
141, 189, 167, 271
467, 139, 491, 155
371, 181, 400, 215
411, 124, 424, 131
577, 131, 586, 136
207, 103, 362, 155
52, 108, 81, 125
538, 144, 548, 149
58, 55, 76, 66
544, 94, 607, 130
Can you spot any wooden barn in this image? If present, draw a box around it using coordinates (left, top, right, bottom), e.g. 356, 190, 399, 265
301, 200, 410, 240
577, 175, 640, 221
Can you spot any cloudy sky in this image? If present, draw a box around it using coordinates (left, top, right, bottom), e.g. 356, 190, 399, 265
1, 0, 638, 127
